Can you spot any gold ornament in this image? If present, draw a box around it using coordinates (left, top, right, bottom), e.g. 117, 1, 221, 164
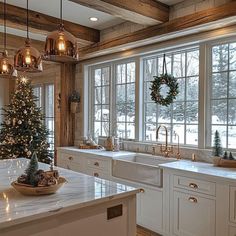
27, 151, 32, 156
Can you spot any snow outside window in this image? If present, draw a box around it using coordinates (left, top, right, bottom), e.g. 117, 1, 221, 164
92, 66, 110, 137
210, 42, 236, 148
143, 48, 199, 145
115, 62, 136, 139
33, 84, 55, 153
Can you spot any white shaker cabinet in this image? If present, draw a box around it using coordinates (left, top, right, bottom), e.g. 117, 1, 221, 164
137, 187, 163, 234
173, 191, 215, 236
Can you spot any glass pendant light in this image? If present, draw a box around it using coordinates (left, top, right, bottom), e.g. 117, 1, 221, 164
0, 0, 17, 77
14, 0, 43, 73
44, 0, 78, 63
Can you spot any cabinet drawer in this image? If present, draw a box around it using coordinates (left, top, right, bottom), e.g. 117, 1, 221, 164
173, 191, 215, 236
229, 226, 236, 236
174, 175, 216, 196
59, 153, 82, 165
87, 158, 110, 171
86, 168, 111, 180
230, 187, 236, 224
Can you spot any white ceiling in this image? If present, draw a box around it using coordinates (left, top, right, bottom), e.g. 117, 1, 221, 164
5, 0, 184, 31
6, 0, 125, 30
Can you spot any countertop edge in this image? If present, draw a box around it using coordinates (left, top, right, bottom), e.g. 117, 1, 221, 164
0, 188, 140, 230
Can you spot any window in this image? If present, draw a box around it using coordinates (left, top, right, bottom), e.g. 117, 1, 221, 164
91, 61, 136, 140
92, 66, 110, 137
33, 84, 55, 153
88, 38, 236, 150
143, 48, 199, 145
209, 42, 236, 148
115, 62, 136, 139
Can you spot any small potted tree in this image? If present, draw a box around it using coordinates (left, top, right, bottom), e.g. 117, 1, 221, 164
69, 90, 80, 113
212, 130, 223, 166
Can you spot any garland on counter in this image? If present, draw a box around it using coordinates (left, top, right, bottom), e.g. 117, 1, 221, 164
150, 54, 179, 107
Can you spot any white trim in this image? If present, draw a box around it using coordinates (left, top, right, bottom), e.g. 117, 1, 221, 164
83, 32, 236, 151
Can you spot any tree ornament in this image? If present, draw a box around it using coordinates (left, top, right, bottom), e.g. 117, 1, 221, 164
150, 54, 179, 107
13, 118, 16, 126
27, 151, 32, 156
18, 120, 22, 125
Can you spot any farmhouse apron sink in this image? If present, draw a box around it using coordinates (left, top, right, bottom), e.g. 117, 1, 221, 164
112, 153, 177, 187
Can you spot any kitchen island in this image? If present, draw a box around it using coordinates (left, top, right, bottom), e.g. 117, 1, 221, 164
0, 158, 139, 236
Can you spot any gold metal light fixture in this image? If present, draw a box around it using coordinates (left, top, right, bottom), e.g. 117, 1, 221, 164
14, 0, 43, 73
44, 0, 78, 63
0, 0, 17, 77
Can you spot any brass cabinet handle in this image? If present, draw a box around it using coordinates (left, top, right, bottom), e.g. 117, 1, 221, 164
140, 188, 145, 193
94, 162, 99, 166
68, 156, 73, 161
189, 183, 198, 189
94, 173, 99, 177
188, 197, 198, 203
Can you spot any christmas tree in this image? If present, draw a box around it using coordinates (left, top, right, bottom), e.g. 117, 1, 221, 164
212, 130, 223, 157
0, 77, 52, 163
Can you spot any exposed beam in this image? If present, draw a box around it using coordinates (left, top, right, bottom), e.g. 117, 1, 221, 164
0, 2, 100, 43
69, 0, 169, 25
79, 1, 236, 59
0, 32, 44, 52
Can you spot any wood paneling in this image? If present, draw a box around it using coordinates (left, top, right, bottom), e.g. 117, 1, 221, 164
79, 1, 236, 59
70, 0, 169, 25
0, 33, 44, 52
60, 64, 76, 147
0, 2, 100, 43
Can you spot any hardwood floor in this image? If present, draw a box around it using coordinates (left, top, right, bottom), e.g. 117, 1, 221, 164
137, 226, 162, 236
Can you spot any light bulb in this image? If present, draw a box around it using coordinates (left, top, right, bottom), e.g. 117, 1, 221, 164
2, 59, 8, 73
25, 49, 31, 65
58, 34, 66, 52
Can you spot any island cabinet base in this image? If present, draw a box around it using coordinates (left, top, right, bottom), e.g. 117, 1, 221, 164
1, 195, 136, 236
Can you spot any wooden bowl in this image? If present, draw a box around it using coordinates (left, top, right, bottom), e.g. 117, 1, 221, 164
11, 177, 67, 196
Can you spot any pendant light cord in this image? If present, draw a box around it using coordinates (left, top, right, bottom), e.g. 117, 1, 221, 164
27, 0, 29, 39
60, 0, 63, 25
4, 0, 6, 50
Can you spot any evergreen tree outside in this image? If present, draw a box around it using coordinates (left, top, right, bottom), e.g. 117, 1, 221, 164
0, 77, 52, 163
212, 130, 223, 157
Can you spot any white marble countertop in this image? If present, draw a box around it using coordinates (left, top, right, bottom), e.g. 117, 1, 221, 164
0, 158, 139, 229
57, 146, 136, 158
160, 160, 236, 181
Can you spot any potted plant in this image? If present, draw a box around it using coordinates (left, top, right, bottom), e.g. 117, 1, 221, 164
69, 90, 80, 113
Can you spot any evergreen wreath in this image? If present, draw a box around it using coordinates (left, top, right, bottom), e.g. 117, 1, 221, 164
150, 54, 179, 107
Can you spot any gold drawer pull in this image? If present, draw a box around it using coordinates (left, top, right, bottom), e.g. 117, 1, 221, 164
140, 188, 145, 193
94, 162, 99, 166
94, 173, 99, 177
68, 156, 73, 161
188, 197, 198, 203
189, 183, 198, 189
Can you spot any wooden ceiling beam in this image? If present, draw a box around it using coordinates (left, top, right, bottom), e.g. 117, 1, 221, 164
79, 1, 236, 59
0, 2, 100, 43
69, 0, 169, 25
